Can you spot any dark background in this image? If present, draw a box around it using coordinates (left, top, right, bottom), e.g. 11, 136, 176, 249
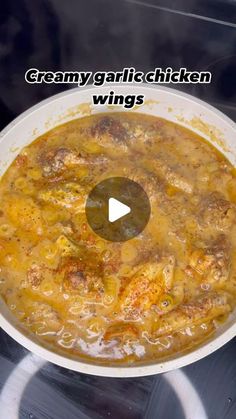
0, 1, 236, 418
0, 0, 236, 128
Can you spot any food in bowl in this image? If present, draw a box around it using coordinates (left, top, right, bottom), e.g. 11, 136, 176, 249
0, 112, 235, 365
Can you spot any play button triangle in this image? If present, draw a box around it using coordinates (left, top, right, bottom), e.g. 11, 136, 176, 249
86, 177, 151, 241
108, 197, 131, 223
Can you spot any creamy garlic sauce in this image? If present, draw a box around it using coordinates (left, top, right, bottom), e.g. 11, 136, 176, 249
0, 113, 236, 365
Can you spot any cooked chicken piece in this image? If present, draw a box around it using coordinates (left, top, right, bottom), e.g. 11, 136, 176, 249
199, 192, 235, 231
125, 167, 164, 202
90, 116, 128, 150
129, 120, 165, 144
39, 182, 85, 211
59, 258, 104, 298
188, 235, 230, 284
119, 264, 163, 319
139, 158, 193, 194
129, 157, 193, 196
119, 258, 175, 320
40, 147, 108, 176
154, 160, 194, 194
154, 293, 230, 337
3, 193, 43, 235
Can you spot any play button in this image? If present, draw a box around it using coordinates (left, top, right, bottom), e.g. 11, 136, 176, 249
108, 198, 131, 222
85, 177, 151, 242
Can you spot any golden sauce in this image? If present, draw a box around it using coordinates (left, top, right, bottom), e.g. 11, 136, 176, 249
0, 113, 236, 365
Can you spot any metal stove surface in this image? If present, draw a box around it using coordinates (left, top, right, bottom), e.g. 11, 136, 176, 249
0, 329, 235, 419
0, 1, 235, 418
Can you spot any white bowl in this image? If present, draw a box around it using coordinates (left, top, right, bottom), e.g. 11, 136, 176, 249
0, 84, 235, 377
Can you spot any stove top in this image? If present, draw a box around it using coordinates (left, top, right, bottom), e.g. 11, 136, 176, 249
0, 1, 235, 418
0, 329, 235, 419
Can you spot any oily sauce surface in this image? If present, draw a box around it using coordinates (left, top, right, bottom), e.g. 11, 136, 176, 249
0, 113, 236, 364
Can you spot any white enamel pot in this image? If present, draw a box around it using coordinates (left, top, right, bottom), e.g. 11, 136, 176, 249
0, 84, 235, 377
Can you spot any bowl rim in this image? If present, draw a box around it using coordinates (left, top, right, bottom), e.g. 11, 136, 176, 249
1, 83, 236, 137
0, 83, 236, 377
